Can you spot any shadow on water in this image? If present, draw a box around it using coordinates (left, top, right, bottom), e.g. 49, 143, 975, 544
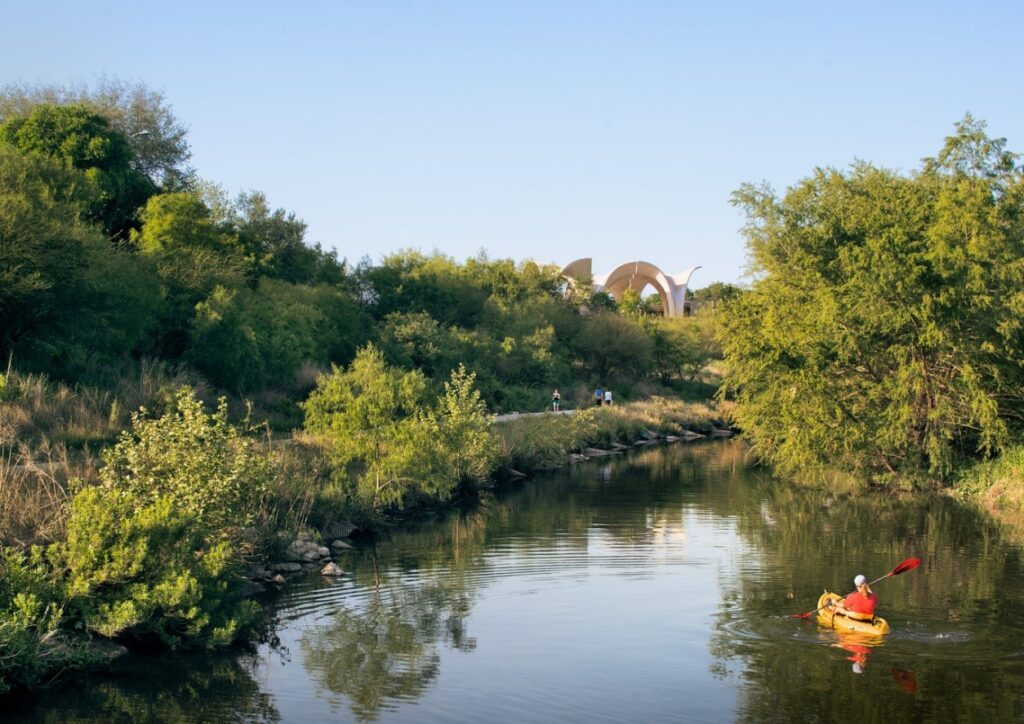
7, 649, 280, 723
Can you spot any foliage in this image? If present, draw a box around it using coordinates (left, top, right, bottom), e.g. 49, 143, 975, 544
303, 346, 497, 509
58, 485, 260, 646
232, 190, 346, 285
131, 191, 233, 254
721, 116, 1024, 483
572, 311, 654, 382
0, 144, 108, 363
649, 316, 721, 384
0, 104, 155, 237
430, 365, 499, 486
187, 279, 369, 393
98, 386, 275, 532
0, 546, 93, 693
0, 77, 193, 189
303, 345, 434, 509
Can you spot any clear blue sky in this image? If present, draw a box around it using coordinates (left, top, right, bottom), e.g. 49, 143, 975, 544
4, 1, 1023, 286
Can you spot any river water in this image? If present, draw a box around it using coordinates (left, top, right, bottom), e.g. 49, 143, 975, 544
11, 441, 1024, 722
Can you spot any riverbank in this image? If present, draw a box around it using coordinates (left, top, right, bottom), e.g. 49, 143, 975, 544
952, 444, 1024, 544
0, 386, 731, 695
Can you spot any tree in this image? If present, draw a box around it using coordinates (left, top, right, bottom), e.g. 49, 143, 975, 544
0, 77, 193, 189
303, 345, 434, 509
130, 191, 248, 357
430, 365, 498, 486
232, 190, 346, 285
721, 116, 1024, 483
0, 104, 155, 237
0, 145, 103, 361
187, 279, 369, 393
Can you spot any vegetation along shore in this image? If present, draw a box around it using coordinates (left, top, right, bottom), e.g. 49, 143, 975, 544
2, 79, 1023, 694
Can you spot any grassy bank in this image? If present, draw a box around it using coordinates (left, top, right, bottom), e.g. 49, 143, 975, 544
492, 398, 724, 473
0, 366, 727, 694
953, 445, 1024, 543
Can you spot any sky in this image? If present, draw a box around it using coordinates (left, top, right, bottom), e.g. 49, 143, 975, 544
3, 1, 1023, 286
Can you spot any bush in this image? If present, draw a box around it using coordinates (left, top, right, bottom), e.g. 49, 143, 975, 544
98, 386, 275, 533
303, 347, 497, 510
58, 486, 259, 646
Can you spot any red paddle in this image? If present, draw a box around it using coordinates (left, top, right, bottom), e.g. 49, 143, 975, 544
789, 557, 921, 619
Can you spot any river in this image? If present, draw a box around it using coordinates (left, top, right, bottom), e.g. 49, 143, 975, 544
10, 441, 1024, 722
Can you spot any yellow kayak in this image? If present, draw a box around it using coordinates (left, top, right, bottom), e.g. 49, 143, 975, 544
816, 591, 890, 635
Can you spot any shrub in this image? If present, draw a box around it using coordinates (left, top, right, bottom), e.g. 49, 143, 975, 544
58, 486, 259, 646
98, 386, 275, 533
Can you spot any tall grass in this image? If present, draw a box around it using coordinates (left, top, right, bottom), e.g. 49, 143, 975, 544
0, 361, 194, 547
0, 441, 100, 546
955, 444, 1024, 537
492, 397, 726, 472
0, 360, 195, 449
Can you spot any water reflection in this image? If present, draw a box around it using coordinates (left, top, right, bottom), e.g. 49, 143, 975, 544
300, 580, 470, 720
11, 440, 1024, 722
8, 651, 279, 723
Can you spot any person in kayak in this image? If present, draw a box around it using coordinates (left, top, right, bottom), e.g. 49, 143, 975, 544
831, 574, 878, 621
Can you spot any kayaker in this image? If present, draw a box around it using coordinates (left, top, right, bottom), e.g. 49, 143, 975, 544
831, 574, 878, 621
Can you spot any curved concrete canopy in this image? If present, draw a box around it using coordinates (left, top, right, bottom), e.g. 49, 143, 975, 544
559, 258, 701, 318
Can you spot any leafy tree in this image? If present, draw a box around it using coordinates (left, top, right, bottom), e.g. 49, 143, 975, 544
691, 282, 744, 314
303, 346, 495, 509
0, 104, 155, 237
430, 365, 498, 486
131, 192, 248, 357
573, 312, 654, 382
0, 145, 103, 361
303, 345, 435, 508
187, 279, 369, 393
0, 77, 193, 189
131, 191, 233, 254
650, 317, 720, 383
721, 116, 1024, 483
619, 288, 646, 317
360, 250, 489, 326
233, 190, 346, 285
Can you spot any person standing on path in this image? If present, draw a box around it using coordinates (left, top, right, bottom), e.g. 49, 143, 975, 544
552, 389, 561, 412
594, 388, 603, 407
604, 389, 613, 406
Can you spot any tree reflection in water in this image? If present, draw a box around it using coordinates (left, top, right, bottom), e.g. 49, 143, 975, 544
300, 550, 479, 720
7, 651, 280, 723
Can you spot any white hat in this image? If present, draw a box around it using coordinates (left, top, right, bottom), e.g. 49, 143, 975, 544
854, 574, 867, 587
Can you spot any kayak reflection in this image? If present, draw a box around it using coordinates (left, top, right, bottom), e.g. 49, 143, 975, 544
831, 634, 877, 674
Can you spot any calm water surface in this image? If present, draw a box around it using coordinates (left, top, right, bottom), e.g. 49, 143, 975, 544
12, 441, 1024, 722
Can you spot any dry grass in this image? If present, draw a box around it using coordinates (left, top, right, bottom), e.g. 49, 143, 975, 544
0, 441, 101, 546
492, 396, 728, 472
0, 360, 195, 449
0, 361, 194, 546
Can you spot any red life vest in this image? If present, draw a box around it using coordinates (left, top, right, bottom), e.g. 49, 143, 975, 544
843, 590, 878, 615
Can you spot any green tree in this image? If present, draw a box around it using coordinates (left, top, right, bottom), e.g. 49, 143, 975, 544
0, 77, 193, 189
0, 104, 155, 237
430, 365, 498, 486
721, 116, 1024, 483
131, 191, 248, 357
303, 345, 435, 508
187, 279, 369, 393
232, 190, 346, 285
0, 145, 102, 361
619, 288, 646, 317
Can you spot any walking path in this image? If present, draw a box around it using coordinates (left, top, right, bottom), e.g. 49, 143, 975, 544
492, 409, 577, 422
